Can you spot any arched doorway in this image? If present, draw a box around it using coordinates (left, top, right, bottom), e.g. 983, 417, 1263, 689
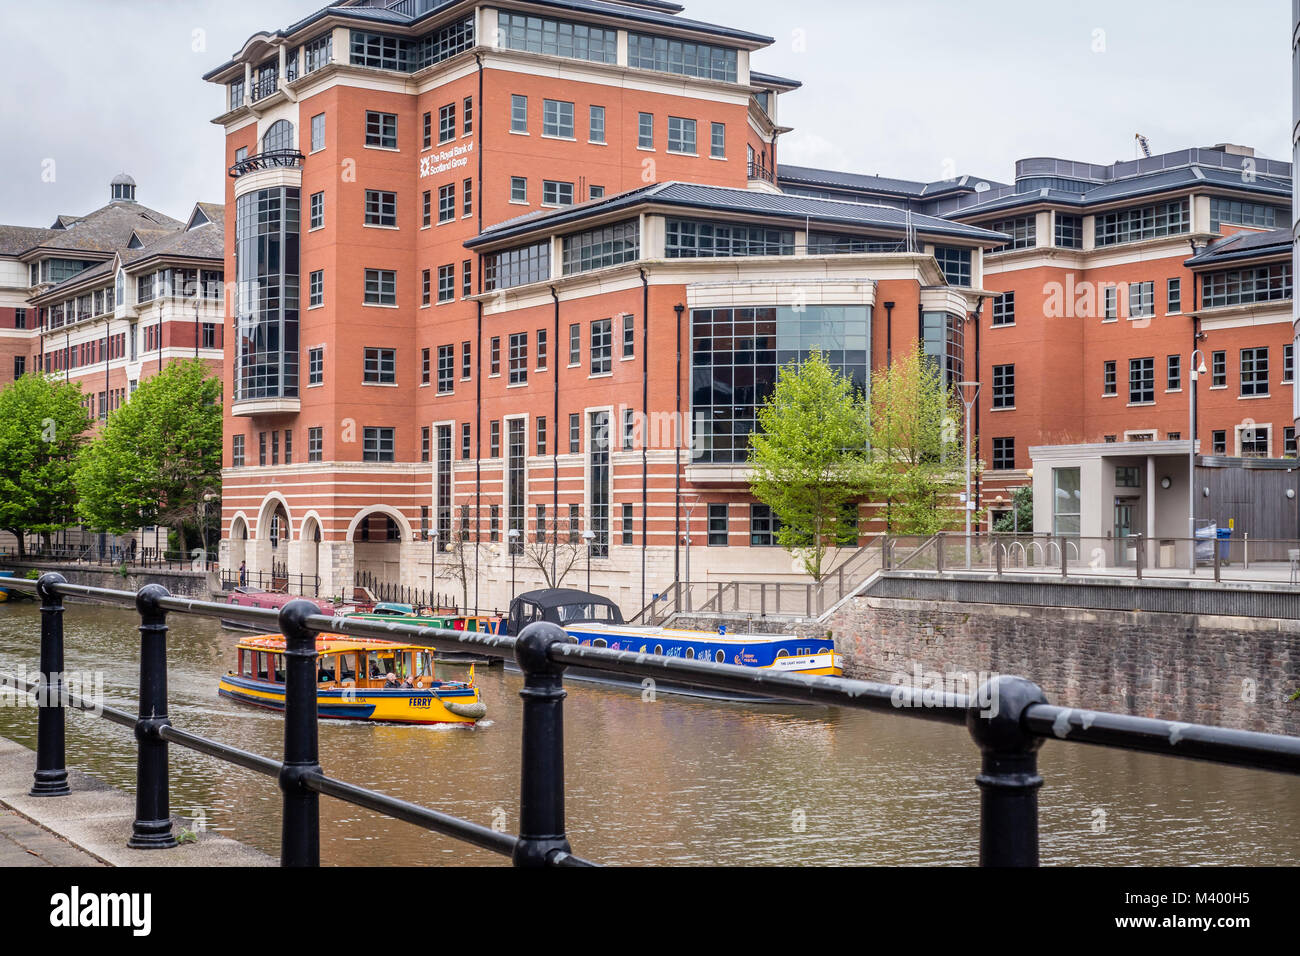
257, 496, 292, 584
300, 515, 322, 589
229, 515, 249, 582
349, 508, 407, 593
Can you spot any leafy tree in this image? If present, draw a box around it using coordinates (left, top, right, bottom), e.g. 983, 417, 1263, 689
866, 344, 975, 535
0, 373, 91, 556
749, 349, 870, 581
76, 359, 222, 555
992, 485, 1033, 533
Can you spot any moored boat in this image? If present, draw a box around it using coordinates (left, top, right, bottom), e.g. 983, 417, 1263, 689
507, 588, 841, 701
339, 603, 506, 664
218, 633, 486, 725
0, 571, 13, 602
221, 587, 341, 630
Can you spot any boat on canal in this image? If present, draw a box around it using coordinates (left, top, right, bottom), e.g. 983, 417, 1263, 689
0, 571, 13, 602
506, 588, 841, 702
338, 602, 506, 664
221, 587, 342, 631
217, 633, 487, 725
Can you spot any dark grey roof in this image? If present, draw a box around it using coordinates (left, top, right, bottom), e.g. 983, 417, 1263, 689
1184, 227, 1290, 267
467, 180, 1009, 248
17, 202, 184, 256
779, 164, 929, 197
0, 224, 55, 257
750, 69, 801, 89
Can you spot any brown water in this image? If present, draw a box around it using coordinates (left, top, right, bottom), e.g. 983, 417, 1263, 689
0, 601, 1295, 866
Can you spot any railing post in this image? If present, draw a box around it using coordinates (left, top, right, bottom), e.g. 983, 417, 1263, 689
1214, 539, 1222, 583
30, 572, 70, 797
278, 600, 323, 867
994, 542, 1003, 578
513, 621, 576, 867
128, 583, 177, 849
1135, 534, 1144, 581
935, 532, 945, 575
967, 675, 1047, 867
1060, 536, 1067, 579
759, 583, 766, 618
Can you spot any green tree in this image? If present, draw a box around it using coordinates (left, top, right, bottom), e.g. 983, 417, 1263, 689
992, 485, 1033, 533
749, 349, 870, 581
76, 359, 222, 555
866, 345, 974, 535
0, 373, 92, 556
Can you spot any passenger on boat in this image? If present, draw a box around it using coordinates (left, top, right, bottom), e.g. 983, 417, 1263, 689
383, 672, 401, 689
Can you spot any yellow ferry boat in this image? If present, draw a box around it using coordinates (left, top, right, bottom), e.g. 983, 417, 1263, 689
218, 633, 486, 726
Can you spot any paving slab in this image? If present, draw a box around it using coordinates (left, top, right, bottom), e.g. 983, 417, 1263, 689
0, 737, 273, 867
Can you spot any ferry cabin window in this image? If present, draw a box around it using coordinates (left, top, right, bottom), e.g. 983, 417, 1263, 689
593, 638, 608, 648
338, 654, 357, 682
414, 652, 434, 677
775, 649, 789, 659
685, 647, 696, 659
256, 652, 269, 680
715, 650, 725, 663
318, 655, 336, 683
240, 650, 253, 677
272, 655, 286, 682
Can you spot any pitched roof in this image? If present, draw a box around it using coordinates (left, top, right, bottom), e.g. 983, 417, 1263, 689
1184, 227, 1290, 267
17, 202, 184, 256
0, 224, 55, 256
466, 180, 1009, 248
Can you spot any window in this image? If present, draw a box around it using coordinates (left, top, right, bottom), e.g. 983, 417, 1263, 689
627, 33, 738, 82
622, 315, 635, 358
461, 341, 472, 379
423, 112, 432, 150
542, 180, 574, 207
422, 269, 431, 306
463, 96, 473, 134
364, 347, 396, 384
991, 292, 1014, 326
461, 423, 471, 459
622, 503, 634, 545
490, 505, 500, 541
1286, 427, 1297, 457
1128, 281, 1154, 319
991, 364, 1014, 408
509, 332, 528, 384
589, 185, 605, 200
258, 431, 267, 466
438, 184, 455, 223
749, 505, 781, 546
1095, 199, 1189, 246
1115, 466, 1141, 488
1054, 214, 1083, 249
306, 427, 321, 462
537, 416, 547, 456
364, 269, 396, 305
711, 122, 726, 159
437, 345, 454, 393
438, 264, 454, 302
310, 113, 325, 152
490, 420, 500, 458
438, 103, 456, 143
707, 503, 728, 546
933, 247, 972, 286
1212, 350, 1226, 387
462, 178, 473, 217
1129, 357, 1155, 404
490, 337, 501, 375
363, 427, 395, 462
483, 241, 550, 291
1240, 347, 1269, 396
589, 105, 606, 143
1103, 286, 1118, 321
665, 219, 794, 258
421, 347, 430, 384
1167, 354, 1181, 391
1240, 423, 1270, 458
497, 11, 617, 63
568, 324, 581, 365
510, 177, 527, 204
14, 309, 25, 330
232, 435, 245, 467
462, 260, 472, 297
1285, 344, 1294, 383
1167, 277, 1181, 313
1201, 263, 1291, 307
309, 270, 324, 308
1210, 197, 1283, 231
590, 319, 612, 374
989, 216, 1036, 252
992, 437, 1014, 471
365, 111, 397, 149
542, 99, 574, 138
569, 413, 580, 453
307, 191, 323, 230
638, 112, 654, 149
1212, 430, 1227, 455
534, 329, 548, 369
511, 94, 527, 132
420, 427, 430, 463
561, 220, 639, 275
667, 116, 697, 154
1052, 467, 1081, 536
308, 347, 323, 385
622, 408, 635, 449
13, 356, 24, 378
422, 191, 431, 227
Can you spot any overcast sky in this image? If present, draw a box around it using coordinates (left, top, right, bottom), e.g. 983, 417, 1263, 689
0, 0, 1289, 225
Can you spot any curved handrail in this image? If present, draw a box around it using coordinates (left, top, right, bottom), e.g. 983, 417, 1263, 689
228, 150, 306, 179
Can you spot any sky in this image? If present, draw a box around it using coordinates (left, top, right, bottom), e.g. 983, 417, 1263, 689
0, 0, 1290, 226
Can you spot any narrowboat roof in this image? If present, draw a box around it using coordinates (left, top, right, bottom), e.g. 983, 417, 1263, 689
515, 588, 620, 609
236, 633, 426, 654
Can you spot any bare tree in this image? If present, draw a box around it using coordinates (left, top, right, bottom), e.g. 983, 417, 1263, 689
438, 531, 479, 612
524, 517, 584, 589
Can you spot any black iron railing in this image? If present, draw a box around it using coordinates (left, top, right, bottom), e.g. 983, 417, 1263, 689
353, 569, 460, 611
228, 150, 305, 179
1, 572, 1298, 866
220, 569, 321, 598
2, 546, 217, 572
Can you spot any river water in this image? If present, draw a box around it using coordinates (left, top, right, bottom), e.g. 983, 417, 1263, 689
0, 601, 1295, 866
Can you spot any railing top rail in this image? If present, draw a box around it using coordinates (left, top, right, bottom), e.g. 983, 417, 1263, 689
5, 575, 1299, 777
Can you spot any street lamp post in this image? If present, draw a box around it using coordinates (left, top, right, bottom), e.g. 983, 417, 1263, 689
583, 530, 595, 592
956, 382, 981, 569
1188, 349, 1208, 573
508, 528, 519, 605
429, 530, 438, 610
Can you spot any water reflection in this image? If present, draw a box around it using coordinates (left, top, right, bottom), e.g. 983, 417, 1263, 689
0, 602, 1295, 866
